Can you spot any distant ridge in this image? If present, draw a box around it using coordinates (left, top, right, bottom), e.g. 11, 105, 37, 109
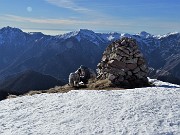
0, 70, 65, 95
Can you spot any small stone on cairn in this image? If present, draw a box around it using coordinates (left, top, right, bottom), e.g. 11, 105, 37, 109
97, 37, 149, 88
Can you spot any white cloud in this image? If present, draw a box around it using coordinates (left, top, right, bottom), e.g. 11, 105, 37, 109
2, 14, 97, 25
1, 14, 179, 35
0, 14, 132, 32
45, 0, 90, 12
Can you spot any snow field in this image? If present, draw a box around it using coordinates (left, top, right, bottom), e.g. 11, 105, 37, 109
0, 80, 180, 135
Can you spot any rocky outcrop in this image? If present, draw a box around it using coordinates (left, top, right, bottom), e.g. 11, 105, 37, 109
97, 37, 149, 88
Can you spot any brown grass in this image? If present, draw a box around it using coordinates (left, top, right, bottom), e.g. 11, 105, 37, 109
24, 79, 155, 97
88, 79, 112, 89
15, 79, 125, 98
7, 95, 17, 99
3, 78, 154, 100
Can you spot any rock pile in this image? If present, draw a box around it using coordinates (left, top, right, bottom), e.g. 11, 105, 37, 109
97, 37, 149, 88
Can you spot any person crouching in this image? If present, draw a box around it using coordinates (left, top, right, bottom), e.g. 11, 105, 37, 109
79, 65, 96, 84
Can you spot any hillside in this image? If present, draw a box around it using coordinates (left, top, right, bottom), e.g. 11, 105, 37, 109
0, 90, 8, 100
0, 79, 179, 135
0, 70, 65, 95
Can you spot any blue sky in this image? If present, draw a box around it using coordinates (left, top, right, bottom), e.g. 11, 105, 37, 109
0, 0, 180, 35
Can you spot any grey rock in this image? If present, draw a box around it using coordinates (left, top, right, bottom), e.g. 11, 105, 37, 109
126, 63, 137, 70
133, 67, 140, 73
102, 55, 108, 62
121, 40, 126, 45
122, 49, 130, 55
135, 53, 144, 58
108, 74, 116, 81
137, 58, 145, 65
108, 60, 126, 69
140, 65, 148, 72
97, 37, 149, 88
109, 68, 126, 76
135, 71, 147, 78
126, 58, 138, 64
118, 76, 124, 82
127, 71, 132, 76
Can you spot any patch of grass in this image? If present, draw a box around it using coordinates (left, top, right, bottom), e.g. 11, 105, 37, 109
27, 90, 43, 96
25, 84, 85, 96
18, 78, 155, 97
12, 78, 155, 98
24, 79, 126, 96
7, 95, 17, 99
87, 79, 117, 90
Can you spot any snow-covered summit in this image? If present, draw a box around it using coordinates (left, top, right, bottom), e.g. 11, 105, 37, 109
98, 32, 134, 42
0, 26, 26, 45
79, 29, 95, 35
136, 31, 153, 38
0, 26, 23, 34
57, 29, 105, 45
0, 79, 179, 135
57, 29, 97, 40
77, 29, 105, 44
98, 32, 121, 41
156, 32, 179, 39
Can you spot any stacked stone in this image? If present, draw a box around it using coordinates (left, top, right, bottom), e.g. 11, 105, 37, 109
97, 37, 149, 88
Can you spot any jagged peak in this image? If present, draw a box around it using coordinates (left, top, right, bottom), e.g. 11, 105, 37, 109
58, 29, 98, 40
78, 29, 95, 35
121, 33, 132, 38
57, 29, 96, 38
0, 26, 23, 33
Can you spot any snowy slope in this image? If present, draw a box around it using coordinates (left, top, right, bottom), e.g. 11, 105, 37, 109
0, 80, 180, 135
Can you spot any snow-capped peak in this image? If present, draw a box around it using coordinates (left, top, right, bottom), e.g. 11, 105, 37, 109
121, 33, 132, 38
98, 32, 121, 41
137, 31, 152, 38
57, 29, 105, 45
0, 26, 24, 36
77, 29, 105, 44
0, 26, 26, 45
156, 32, 179, 39
57, 31, 79, 40
57, 29, 96, 40
78, 29, 95, 35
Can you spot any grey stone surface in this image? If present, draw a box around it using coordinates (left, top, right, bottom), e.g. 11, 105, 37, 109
97, 37, 149, 88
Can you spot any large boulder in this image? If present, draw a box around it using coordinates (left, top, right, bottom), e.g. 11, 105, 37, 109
97, 37, 149, 88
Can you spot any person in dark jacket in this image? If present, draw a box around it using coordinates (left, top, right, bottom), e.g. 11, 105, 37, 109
79, 65, 91, 84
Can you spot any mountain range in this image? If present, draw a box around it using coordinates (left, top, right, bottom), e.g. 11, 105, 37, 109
0, 26, 180, 87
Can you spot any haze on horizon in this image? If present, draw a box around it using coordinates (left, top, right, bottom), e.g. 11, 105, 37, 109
0, 0, 180, 35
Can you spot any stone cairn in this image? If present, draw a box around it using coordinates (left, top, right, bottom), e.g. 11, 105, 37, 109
97, 37, 149, 88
